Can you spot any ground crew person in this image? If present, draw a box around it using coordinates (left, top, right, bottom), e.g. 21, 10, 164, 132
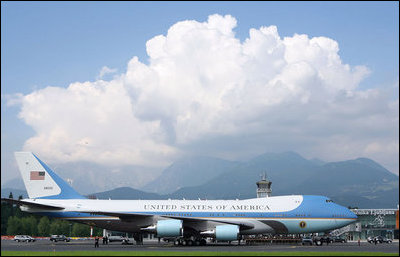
94, 236, 99, 248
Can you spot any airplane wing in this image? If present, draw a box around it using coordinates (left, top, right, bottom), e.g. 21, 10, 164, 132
1, 198, 65, 210
81, 210, 254, 229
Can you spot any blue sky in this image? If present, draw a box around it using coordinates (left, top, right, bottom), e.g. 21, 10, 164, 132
2, 2, 398, 92
1, 1, 399, 184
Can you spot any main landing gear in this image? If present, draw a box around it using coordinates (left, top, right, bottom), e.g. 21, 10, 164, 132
174, 238, 207, 246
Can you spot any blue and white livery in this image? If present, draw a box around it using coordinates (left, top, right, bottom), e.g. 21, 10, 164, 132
2, 152, 357, 245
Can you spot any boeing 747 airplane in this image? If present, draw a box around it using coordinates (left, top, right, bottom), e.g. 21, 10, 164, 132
1, 152, 357, 246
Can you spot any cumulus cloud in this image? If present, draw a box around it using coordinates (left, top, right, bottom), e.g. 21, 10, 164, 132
11, 14, 399, 173
96, 66, 117, 80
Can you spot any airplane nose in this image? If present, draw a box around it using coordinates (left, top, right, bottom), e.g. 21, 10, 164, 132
334, 203, 358, 220
347, 209, 358, 220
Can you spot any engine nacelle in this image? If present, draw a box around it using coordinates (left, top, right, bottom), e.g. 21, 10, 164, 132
156, 219, 183, 237
215, 225, 240, 241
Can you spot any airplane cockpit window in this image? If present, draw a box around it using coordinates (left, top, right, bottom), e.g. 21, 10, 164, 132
326, 199, 333, 203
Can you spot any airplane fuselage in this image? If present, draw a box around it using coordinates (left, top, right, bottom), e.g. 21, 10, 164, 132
21, 195, 357, 235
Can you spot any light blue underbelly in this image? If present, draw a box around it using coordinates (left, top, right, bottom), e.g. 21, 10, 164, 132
281, 219, 347, 233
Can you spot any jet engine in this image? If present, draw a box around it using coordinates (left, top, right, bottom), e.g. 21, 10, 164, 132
201, 224, 240, 241
216, 224, 240, 241
142, 219, 183, 237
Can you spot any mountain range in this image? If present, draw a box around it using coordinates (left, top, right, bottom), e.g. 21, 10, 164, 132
2, 151, 398, 209
166, 152, 398, 208
141, 156, 239, 194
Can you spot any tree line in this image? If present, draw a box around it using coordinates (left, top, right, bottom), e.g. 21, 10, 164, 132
1, 192, 103, 237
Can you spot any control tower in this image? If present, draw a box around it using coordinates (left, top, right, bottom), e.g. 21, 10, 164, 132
256, 172, 272, 198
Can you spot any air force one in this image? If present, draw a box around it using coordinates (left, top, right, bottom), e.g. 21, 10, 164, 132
2, 152, 357, 245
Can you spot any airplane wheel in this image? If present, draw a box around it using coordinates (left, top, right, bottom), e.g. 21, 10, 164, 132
200, 239, 207, 246
187, 240, 193, 246
174, 240, 180, 246
194, 240, 200, 246
181, 240, 187, 246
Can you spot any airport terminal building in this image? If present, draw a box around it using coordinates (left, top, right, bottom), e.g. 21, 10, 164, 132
342, 208, 399, 240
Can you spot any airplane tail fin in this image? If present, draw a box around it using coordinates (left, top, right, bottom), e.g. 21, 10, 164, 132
14, 152, 85, 199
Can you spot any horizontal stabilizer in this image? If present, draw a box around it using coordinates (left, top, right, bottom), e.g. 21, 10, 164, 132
1, 198, 65, 210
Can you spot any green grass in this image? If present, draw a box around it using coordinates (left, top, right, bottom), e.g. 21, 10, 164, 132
1, 251, 399, 256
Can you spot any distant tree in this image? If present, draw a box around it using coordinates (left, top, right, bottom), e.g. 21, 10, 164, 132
6, 216, 22, 235
60, 220, 71, 235
18, 195, 23, 200
1, 202, 13, 235
50, 220, 70, 235
93, 226, 103, 237
38, 216, 50, 236
20, 217, 30, 234
72, 223, 91, 237
50, 220, 60, 235
22, 216, 38, 236
8, 192, 13, 199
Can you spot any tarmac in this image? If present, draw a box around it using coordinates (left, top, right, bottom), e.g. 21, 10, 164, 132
1, 239, 399, 253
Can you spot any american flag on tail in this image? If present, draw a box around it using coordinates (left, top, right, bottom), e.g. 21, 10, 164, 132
30, 171, 45, 180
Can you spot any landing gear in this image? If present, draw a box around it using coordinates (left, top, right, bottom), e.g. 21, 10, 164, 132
200, 239, 207, 246
315, 240, 323, 246
133, 233, 143, 245
174, 238, 207, 246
